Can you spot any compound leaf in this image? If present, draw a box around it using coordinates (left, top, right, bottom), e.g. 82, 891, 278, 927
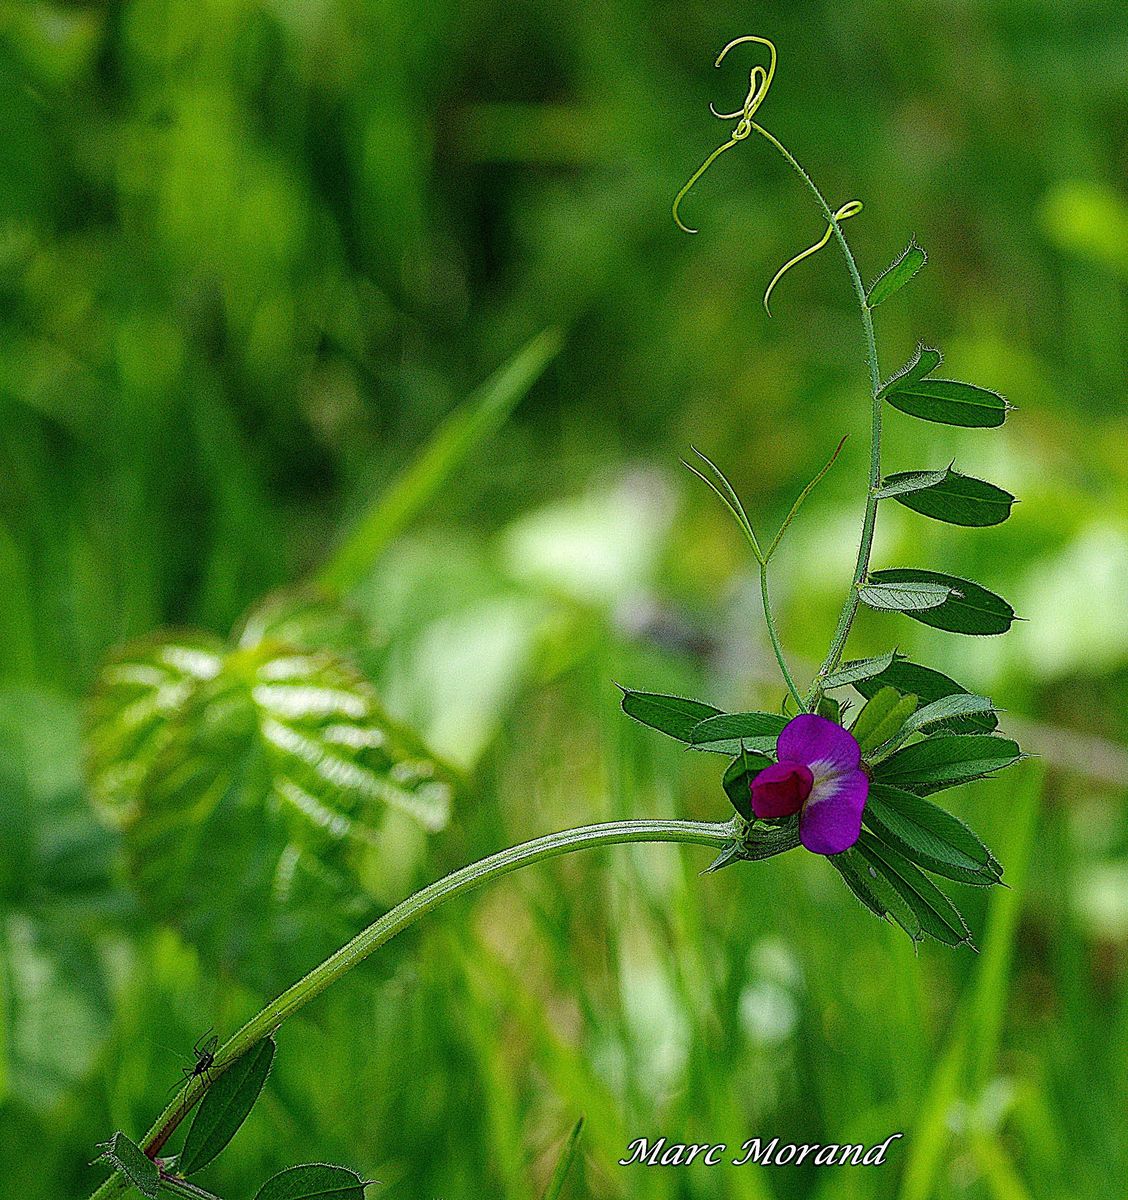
86, 598, 454, 988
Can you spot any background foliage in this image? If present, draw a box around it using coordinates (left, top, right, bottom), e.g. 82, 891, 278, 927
2, 1, 1127, 1197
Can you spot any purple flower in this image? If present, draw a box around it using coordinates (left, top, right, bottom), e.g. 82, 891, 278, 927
749, 714, 869, 855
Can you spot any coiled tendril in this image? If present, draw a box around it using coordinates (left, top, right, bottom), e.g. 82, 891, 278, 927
672, 35, 863, 315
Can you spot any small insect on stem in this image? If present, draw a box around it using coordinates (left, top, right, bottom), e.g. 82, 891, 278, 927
168, 1030, 219, 1101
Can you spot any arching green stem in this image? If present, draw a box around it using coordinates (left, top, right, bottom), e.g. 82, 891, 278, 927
748, 122, 884, 700
88, 818, 734, 1200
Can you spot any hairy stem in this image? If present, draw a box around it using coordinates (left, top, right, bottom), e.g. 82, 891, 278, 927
88, 818, 734, 1200
750, 122, 883, 698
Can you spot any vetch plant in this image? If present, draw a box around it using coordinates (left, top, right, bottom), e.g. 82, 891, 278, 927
628, 34, 1022, 940
87, 37, 1022, 1198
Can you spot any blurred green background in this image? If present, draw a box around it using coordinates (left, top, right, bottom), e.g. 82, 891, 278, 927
2, 1, 1128, 1197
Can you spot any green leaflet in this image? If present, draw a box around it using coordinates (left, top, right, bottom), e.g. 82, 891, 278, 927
869, 693, 1000, 761
879, 468, 1015, 527
689, 711, 787, 754
885, 378, 1009, 428
874, 734, 1023, 794
830, 848, 887, 919
897, 693, 997, 736
867, 239, 927, 307
864, 783, 1002, 887
856, 833, 975, 947
858, 578, 955, 612
853, 659, 998, 734
253, 1163, 370, 1200
821, 651, 899, 689
877, 344, 942, 398
831, 845, 923, 941
850, 687, 917, 756
86, 631, 228, 829
682, 447, 763, 561
95, 1132, 159, 1200
619, 689, 722, 744
180, 1038, 276, 1176
763, 435, 849, 561
867, 568, 1015, 635
873, 468, 949, 498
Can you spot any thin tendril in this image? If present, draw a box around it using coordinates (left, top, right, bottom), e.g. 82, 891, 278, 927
671, 35, 865, 321
673, 35, 882, 705
763, 200, 864, 315
671, 36, 777, 234
672, 138, 740, 234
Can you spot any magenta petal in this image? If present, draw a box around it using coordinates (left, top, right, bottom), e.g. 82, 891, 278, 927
799, 767, 869, 855
777, 713, 861, 775
750, 760, 813, 819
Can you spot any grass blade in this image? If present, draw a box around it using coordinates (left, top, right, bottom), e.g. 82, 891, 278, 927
899, 765, 1043, 1200
318, 328, 561, 593
541, 1116, 584, 1200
